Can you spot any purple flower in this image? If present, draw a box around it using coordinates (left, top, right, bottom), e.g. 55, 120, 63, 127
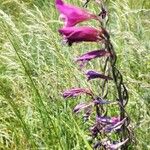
59, 26, 109, 46
73, 102, 93, 120
62, 88, 93, 98
104, 118, 126, 133
75, 49, 110, 67
55, 0, 98, 27
73, 97, 113, 114
95, 116, 126, 133
91, 117, 127, 141
105, 138, 129, 150
73, 102, 93, 113
85, 70, 112, 81
96, 116, 120, 125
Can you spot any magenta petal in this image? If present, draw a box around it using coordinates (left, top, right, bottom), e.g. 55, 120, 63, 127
59, 27, 108, 45
85, 70, 112, 81
56, 0, 64, 5
62, 88, 93, 98
75, 49, 110, 61
55, 0, 97, 27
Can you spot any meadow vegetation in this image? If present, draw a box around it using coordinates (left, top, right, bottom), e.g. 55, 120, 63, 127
0, 0, 149, 149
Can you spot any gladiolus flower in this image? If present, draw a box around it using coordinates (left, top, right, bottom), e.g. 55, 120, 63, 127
73, 102, 93, 113
62, 88, 93, 98
73, 98, 115, 122
75, 49, 110, 67
95, 116, 126, 133
104, 118, 126, 133
94, 138, 129, 150
85, 70, 112, 81
55, 0, 98, 27
105, 138, 129, 150
74, 97, 114, 113
90, 116, 126, 136
59, 26, 109, 46
96, 116, 120, 125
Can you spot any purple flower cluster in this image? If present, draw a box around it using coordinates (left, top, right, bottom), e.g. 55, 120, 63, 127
56, 0, 129, 149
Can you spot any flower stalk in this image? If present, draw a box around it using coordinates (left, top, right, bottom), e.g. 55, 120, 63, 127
55, 0, 132, 149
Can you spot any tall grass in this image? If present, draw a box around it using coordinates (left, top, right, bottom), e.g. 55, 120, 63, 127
0, 0, 149, 149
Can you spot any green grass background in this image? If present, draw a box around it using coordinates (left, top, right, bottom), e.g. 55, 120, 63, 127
0, 0, 149, 149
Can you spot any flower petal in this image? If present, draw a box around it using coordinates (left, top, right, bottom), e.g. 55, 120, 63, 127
96, 116, 120, 125
59, 27, 109, 45
75, 49, 110, 67
56, 0, 64, 5
104, 118, 126, 133
62, 88, 93, 98
73, 102, 93, 113
55, 0, 98, 27
106, 138, 129, 150
85, 70, 112, 81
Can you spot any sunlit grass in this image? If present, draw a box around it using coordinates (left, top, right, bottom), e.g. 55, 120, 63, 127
0, 0, 149, 149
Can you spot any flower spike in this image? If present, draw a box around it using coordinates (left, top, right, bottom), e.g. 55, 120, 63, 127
56, 0, 132, 149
